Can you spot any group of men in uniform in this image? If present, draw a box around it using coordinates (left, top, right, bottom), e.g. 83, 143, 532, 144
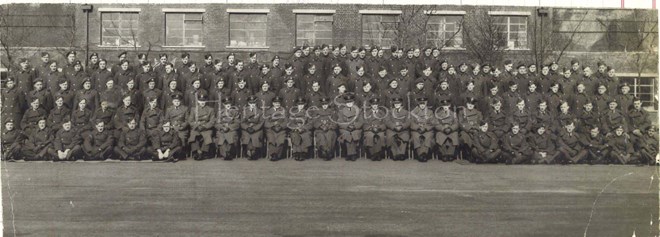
1, 44, 658, 164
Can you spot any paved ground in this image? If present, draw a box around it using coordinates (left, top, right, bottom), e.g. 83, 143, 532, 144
1, 158, 658, 237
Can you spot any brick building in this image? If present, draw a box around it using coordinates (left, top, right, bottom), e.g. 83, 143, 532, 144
1, 3, 658, 113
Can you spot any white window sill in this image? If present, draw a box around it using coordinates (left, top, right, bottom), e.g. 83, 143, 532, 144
96, 45, 141, 48
162, 45, 206, 48
441, 47, 467, 51
226, 46, 270, 50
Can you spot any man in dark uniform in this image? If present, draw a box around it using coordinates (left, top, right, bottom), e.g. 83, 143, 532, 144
241, 96, 265, 160
163, 94, 189, 147
606, 125, 638, 164
22, 118, 53, 161
470, 121, 501, 163
458, 97, 482, 160
486, 99, 508, 140
435, 99, 459, 161
557, 122, 588, 164
140, 96, 163, 142
337, 94, 363, 161
580, 125, 611, 164
82, 120, 116, 160
48, 96, 71, 133
386, 97, 410, 161
362, 98, 387, 161
21, 97, 47, 135
13, 58, 36, 94
288, 98, 313, 161
231, 78, 251, 108
627, 97, 651, 146
188, 92, 215, 160
91, 100, 116, 132
528, 124, 558, 164
264, 97, 288, 161
410, 97, 437, 162
113, 94, 140, 134
2, 119, 25, 161
255, 81, 276, 109
2, 78, 25, 126
142, 78, 163, 109
149, 121, 182, 162
313, 98, 338, 160
114, 118, 147, 160
49, 119, 83, 161
601, 99, 627, 135
215, 98, 241, 160
639, 125, 658, 165
501, 124, 531, 164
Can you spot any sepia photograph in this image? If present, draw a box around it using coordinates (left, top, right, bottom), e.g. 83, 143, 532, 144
0, 0, 659, 236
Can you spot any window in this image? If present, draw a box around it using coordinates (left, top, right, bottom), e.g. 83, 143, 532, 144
229, 13, 268, 47
620, 76, 658, 110
165, 13, 203, 46
362, 14, 399, 48
492, 15, 528, 49
296, 14, 333, 46
100, 12, 139, 47
427, 15, 463, 48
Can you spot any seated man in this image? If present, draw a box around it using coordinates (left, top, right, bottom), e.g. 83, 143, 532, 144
528, 124, 558, 164
386, 97, 410, 161
313, 98, 338, 160
48, 119, 83, 161
187, 93, 215, 160
288, 98, 313, 161
149, 121, 182, 162
501, 124, 532, 164
606, 125, 638, 164
639, 125, 658, 165
264, 97, 288, 161
470, 121, 501, 164
362, 98, 387, 161
557, 122, 588, 164
337, 94, 363, 161
2, 119, 25, 161
214, 98, 241, 160
580, 125, 611, 165
22, 118, 53, 161
83, 119, 115, 160
241, 96, 264, 160
114, 118, 147, 160
435, 100, 459, 161
410, 97, 436, 162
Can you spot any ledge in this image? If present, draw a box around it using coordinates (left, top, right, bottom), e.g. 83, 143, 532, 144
98, 8, 141, 12
424, 10, 466, 15
358, 10, 402, 15
162, 8, 206, 13
292, 9, 336, 14
226, 46, 270, 50
96, 45, 141, 49
162, 45, 206, 48
226, 9, 270, 13
488, 11, 532, 16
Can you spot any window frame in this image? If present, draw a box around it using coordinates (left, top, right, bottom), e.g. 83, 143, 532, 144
617, 73, 658, 111
424, 11, 466, 50
294, 11, 335, 47
488, 11, 531, 50
226, 9, 270, 49
98, 9, 141, 48
359, 10, 403, 49
163, 12, 205, 47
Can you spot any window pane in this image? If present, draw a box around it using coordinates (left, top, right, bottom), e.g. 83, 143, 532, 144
230, 13, 268, 47
296, 14, 334, 46
101, 12, 139, 46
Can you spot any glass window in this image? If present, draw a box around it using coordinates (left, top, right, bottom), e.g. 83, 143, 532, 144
229, 13, 268, 47
101, 12, 139, 47
165, 13, 204, 46
362, 14, 399, 48
620, 77, 658, 110
296, 14, 333, 46
426, 15, 463, 48
492, 15, 528, 49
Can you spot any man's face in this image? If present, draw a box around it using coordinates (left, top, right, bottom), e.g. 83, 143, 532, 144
49, 63, 58, 71
41, 55, 50, 63
198, 101, 207, 107
6, 80, 15, 89
480, 123, 488, 132
286, 80, 294, 88
608, 69, 616, 77
105, 80, 113, 89
62, 122, 71, 131
312, 83, 320, 92
583, 67, 592, 76
340, 46, 347, 55
609, 102, 617, 110
74, 64, 82, 71
181, 56, 189, 64
5, 122, 14, 131
160, 56, 168, 64
529, 84, 537, 92
598, 86, 607, 95
572, 63, 579, 71
236, 62, 243, 71
67, 54, 75, 62
529, 65, 536, 72
634, 100, 642, 110
228, 55, 235, 63
285, 67, 294, 75
127, 80, 135, 89
308, 66, 316, 74
378, 70, 387, 78
394, 103, 402, 109
615, 127, 624, 136
123, 96, 131, 106
551, 64, 559, 71
96, 122, 105, 132
99, 61, 106, 69
38, 120, 46, 129
148, 81, 156, 89
517, 101, 525, 111
440, 82, 448, 90
261, 83, 269, 92
621, 86, 630, 94
173, 99, 181, 107
518, 67, 527, 74
189, 64, 197, 72
566, 124, 575, 133
423, 68, 432, 76
537, 127, 545, 135
273, 102, 281, 109
169, 81, 177, 90
333, 67, 341, 75
493, 102, 502, 111
511, 125, 520, 134
504, 64, 512, 71
322, 47, 329, 55
584, 103, 593, 111
205, 57, 213, 64
541, 67, 549, 75
419, 102, 427, 110
192, 81, 201, 89
577, 84, 585, 93
490, 87, 499, 95
238, 81, 246, 89
55, 98, 64, 107
34, 81, 43, 91
560, 103, 569, 113
163, 124, 171, 132
101, 101, 108, 110
128, 120, 137, 130
262, 67, 269, 74
416, 83, 424, 90
165, 65, 173, 73
590, 128, 599, 137
119, 54, 126, 61
551, 85, 559, 93
216, 80, 224, 88
539, 102, 547, 111
363, 83, 372, 92
351, 50, 358, 58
